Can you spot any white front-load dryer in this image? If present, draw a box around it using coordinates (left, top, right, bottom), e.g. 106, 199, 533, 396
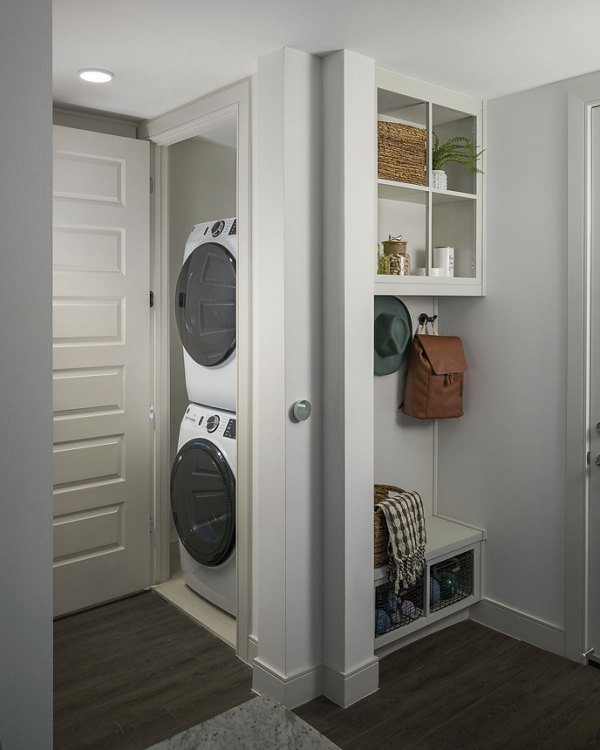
175, 218, 237, 413
171, 402, 237, 615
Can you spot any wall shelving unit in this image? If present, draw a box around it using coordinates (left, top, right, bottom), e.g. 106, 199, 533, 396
373, 68, 487, 650
375, 69, 485, 297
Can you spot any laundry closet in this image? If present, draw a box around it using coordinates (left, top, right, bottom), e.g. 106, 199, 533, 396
159, 122, 239, 643
145, 85, 253, 661
51, 82, 253, 662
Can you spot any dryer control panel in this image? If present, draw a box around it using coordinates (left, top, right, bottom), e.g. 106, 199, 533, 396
183, 404, 236, 441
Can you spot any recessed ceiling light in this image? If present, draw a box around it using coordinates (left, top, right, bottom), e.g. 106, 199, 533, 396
78, 68, 114, 83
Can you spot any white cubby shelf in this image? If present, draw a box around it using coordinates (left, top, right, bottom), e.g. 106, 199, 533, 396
374, 515, 485, 649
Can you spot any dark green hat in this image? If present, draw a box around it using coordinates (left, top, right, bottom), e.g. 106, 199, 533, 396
374, 296, 412, 376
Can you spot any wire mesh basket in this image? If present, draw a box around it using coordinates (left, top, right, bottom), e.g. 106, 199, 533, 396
430, 550, 474, 613
375, 575, 425, 637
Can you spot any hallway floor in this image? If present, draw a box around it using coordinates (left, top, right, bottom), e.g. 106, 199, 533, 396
55, 591, 600, 749
54, 591, 252, 749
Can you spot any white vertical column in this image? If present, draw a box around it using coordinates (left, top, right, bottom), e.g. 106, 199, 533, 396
0, 0, 53, 746
253, 47, 324, 707
321, 50, 379, 706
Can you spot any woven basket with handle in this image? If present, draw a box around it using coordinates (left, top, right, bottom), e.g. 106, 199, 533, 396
374, 483, 405, 567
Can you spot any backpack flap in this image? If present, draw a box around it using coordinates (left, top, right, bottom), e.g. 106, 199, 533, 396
416, 335, 467, 375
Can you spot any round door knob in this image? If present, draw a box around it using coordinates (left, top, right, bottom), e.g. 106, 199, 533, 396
291, 400, 312, 422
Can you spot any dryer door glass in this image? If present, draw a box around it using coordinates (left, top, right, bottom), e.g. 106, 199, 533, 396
170, 438, 235, 566
175, 243, 236, 367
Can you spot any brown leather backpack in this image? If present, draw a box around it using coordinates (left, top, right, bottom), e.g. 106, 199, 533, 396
402, 334, 467, 419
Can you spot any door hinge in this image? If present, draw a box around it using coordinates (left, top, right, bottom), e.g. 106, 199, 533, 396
150, 176, 154, 194
149, 290, 154, 308
149, 517, 155, 533
587, 450, 591, 466
148, 404, 155, 422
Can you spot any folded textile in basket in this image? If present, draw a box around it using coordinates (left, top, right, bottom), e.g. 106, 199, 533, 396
375, 489, 426, 594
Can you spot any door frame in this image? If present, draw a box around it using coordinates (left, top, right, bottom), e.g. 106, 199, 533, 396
141, 79, 253, 663
566, 79, 600, 662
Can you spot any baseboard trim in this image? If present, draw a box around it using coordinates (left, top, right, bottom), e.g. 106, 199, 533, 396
322, 657, 379, 709
252, 658, 322, 709
252, 654, 380, 709
470, 597, 565, 656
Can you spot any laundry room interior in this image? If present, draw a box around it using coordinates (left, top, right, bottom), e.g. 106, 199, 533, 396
48, 49, 591, 694
8, 3, 600, 747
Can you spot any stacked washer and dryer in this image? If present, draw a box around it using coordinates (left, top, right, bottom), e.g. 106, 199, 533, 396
170, 218, 238, 616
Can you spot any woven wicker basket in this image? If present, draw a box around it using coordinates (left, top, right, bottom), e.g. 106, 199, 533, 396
377, 121, 427, 185
374, 483, 405, 567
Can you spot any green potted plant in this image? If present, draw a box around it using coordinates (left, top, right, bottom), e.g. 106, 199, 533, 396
431, 132, 484, 190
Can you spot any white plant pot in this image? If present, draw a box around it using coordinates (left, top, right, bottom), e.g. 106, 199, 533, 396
431, 170, 447, 190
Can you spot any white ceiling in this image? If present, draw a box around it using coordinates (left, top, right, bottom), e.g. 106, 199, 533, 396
53, 0, 600, 121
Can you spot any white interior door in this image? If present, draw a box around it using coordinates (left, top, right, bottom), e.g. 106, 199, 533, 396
52, 125, 151, 616
588, 104, 600, 656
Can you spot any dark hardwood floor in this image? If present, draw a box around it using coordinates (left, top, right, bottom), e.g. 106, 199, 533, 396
55, 591, 600, 750
297, 619, 600, 749
53, 591, 253, 750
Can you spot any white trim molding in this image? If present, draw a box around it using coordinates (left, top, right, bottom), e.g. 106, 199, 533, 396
471, 598, 565, 657
247, 635, 258, 667
566, 75, 600, 663
142, 78, 253, 665
252, 656, 379, 710
252, 659, 323, 710
322, 658, 379, 710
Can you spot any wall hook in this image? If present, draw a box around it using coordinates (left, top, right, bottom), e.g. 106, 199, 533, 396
418, 313, 438, 327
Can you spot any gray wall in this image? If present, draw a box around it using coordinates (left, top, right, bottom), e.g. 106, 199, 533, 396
168, 137, 236, 464
0, 0, 53, 746
438, 72, 600, 636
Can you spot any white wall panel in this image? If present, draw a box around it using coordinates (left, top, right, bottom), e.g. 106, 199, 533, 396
438, 81, 569, 631
374, 296, 435, 516
0, 0, 53, 745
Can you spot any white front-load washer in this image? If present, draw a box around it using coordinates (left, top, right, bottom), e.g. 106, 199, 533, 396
171, 402, 237, 615
175, 218, 237, 413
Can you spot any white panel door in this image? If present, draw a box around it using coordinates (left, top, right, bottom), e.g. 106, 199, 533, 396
52, 125, 151, 616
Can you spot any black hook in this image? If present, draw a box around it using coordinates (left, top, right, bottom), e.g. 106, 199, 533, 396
418, 313, 438, 326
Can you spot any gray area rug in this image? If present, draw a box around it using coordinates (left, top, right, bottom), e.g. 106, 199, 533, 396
145, 694, 340, 749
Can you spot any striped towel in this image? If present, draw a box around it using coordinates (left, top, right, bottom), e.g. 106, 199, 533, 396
375, 489, 426, 594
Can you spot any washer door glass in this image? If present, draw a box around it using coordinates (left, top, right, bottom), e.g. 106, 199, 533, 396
171, 438, 235, 566
175, 243, 236, 367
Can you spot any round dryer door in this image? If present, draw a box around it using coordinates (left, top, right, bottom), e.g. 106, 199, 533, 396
171, 438, 235, 566
175, 243, 236, 367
